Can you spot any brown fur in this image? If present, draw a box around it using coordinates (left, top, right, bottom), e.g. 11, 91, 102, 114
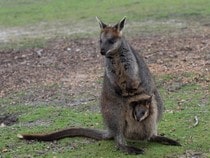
102, 27, 121, 37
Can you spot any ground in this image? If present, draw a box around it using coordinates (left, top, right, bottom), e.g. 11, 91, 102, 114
0, 23, 210, 158
1, 32, 209, 100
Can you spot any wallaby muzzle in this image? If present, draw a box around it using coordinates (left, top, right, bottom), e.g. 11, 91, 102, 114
100, 48, 106, 55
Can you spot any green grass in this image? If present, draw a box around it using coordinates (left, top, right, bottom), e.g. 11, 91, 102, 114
0, 83, 209, 157
1, 0, 210, 34
0, 0, 210, 27
1, 0, 210, 49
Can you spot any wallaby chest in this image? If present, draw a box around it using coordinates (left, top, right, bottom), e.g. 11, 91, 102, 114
105, 43, 143, 96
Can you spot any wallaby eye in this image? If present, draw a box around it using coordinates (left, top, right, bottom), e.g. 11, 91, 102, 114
108, 38, 116, 44
99, 39, 102, 44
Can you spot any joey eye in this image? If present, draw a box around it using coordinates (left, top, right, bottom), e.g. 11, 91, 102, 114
130, 101, 138, 107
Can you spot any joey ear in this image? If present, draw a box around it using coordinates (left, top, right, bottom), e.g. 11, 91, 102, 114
96, 17, 107, 29
146, 96, 153, 104
114, 16, 126, 31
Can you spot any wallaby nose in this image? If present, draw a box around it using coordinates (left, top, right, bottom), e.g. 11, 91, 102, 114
100, 48, 106, 55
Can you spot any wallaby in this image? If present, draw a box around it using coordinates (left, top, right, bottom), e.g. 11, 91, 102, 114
18, 17, 180, 155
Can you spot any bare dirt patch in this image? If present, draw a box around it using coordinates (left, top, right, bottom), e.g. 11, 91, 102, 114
0, 33, 209, 104
0, 27, 210, 158
0, 114, 18, 126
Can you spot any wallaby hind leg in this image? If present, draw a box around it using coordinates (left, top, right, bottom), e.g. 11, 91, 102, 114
150, 135, 181, 146
115, 134, 144, 155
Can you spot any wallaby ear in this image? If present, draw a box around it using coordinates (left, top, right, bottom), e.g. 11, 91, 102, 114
96, 17, 107, 29
114, 16, 126, 31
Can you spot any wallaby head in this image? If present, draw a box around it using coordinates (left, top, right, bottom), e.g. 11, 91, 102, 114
96, 17, 126, 57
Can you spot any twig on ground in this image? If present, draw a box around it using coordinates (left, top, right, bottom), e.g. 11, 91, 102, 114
193, 116, 199, 127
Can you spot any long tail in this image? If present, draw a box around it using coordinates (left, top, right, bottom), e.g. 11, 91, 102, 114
17, 128, 113, 141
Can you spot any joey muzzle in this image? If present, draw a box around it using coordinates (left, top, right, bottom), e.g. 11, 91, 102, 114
133, 109, 146, 122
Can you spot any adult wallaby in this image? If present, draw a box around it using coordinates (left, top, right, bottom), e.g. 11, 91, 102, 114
18, 17, 180, 155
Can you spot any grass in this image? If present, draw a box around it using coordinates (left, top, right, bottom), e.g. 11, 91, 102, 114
0, 0, 210, 27
1, 0, 210, 49
0, 82, 209, 157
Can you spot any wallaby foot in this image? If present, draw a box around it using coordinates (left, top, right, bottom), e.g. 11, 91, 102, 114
150, 135, 181, 146
115, 134, 144, 155
118, 144, 144, 155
